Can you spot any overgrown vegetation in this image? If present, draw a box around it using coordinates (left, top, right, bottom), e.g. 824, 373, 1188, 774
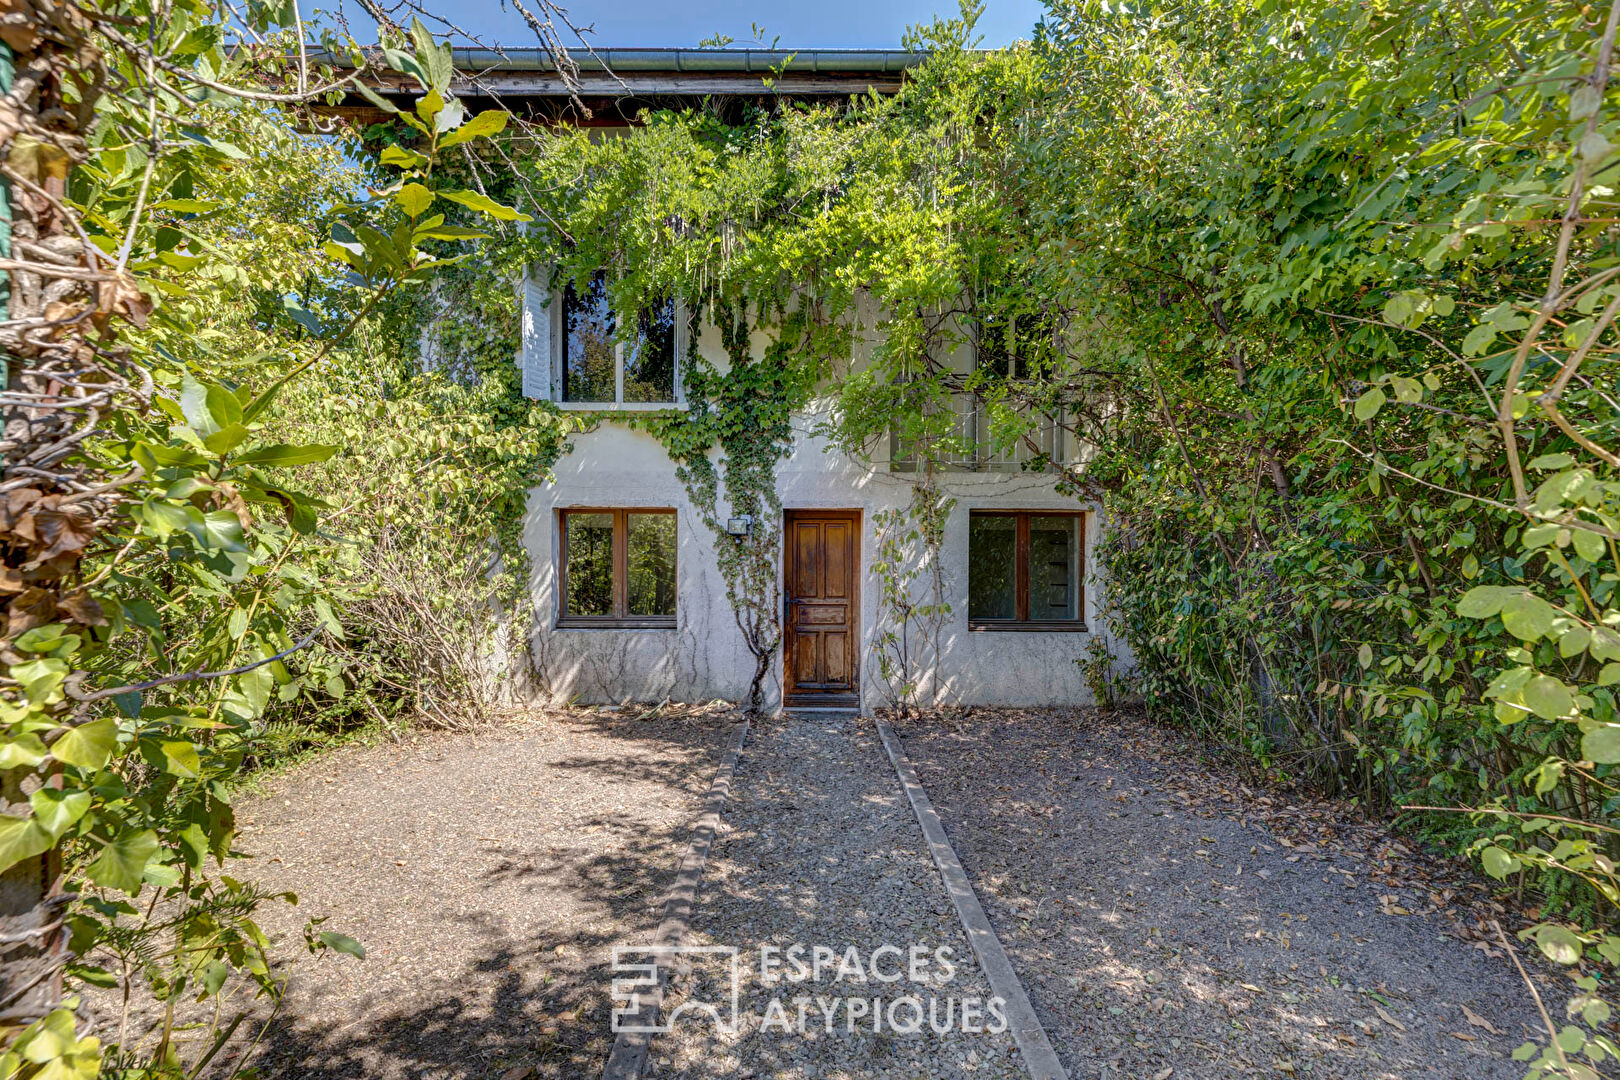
6, 0, 1620, 1075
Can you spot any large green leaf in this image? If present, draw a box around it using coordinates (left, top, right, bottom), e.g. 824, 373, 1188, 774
1456, 585, 1510, 618
1522, 674, 1574, 720
233, 443, 338, 467
87, 829, 159, 895
1500, 591, 1558, 641
185, 509, 247, 552
50, 717, 118, 771
437, 189, 533, 222
1584, 724, 1620, 764
1481, 845, 1521, 880
1532, 925, 1584, 966
393, 183, 435, 218
30, 788, 89, 839
439, 110, 508, 148
0, 814, 53, 874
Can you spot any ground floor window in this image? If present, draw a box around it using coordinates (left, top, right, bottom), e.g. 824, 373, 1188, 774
559, 508, 677, 627
967, 510, 1085, 630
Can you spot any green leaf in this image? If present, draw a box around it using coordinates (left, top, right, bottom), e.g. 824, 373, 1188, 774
1528, 453, 1576, 470
1600, 663, 1620, 687
1352, 386, 1385, 421
181, 377, 243, 438
87, 828, 159, 895
1523, 674, 1575, 720
1462, 323, 1498, 356
177, 822, 211, 870
1584, 724, 1620, 764
436, 189, 532, 222
393, 183, 435, 217
413, 224, 491, 242
1501, 591, 1558, 641
1389, 376, 1422, 404
29, 788, 89, 839
187, 510, 246, 552
51, 717, 118, 771
232, 443, 338, 467
203, 422, 250, 455
1534, 924, 1585, 965
151, 198, 223, 213
0, 814, 53, 874
1573, 528, 1606, 563
379, 144, 427, 169
438, 109, 507, 148
0, 734, 47, 769
157, 739, 201, 778
1457, 585, 1510, 618
351, 78, 400, 115
1481, 845, 1521, 880
318, 931, 367, 958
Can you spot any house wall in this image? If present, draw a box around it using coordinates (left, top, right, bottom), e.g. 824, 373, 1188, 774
522, 406, 1127, 710
518, 275, 1127, 710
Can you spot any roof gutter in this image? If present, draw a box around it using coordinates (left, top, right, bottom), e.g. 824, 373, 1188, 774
443, 47, 927, 75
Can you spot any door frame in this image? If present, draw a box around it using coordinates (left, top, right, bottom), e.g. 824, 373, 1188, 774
782, 508, 862, 709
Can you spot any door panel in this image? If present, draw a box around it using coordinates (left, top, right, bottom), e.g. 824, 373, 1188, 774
784, 511, 860, 706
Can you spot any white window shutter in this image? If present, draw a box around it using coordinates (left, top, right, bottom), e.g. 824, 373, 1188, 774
520, 265, 552, 399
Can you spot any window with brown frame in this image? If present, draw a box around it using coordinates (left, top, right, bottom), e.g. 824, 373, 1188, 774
558, 509, 677, 628
967, 510, 1086, 631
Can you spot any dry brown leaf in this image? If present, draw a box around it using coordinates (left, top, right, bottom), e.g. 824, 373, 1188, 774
1462, 1004, 1503, 1035
1449, 1031, 1477, 1041
1374, 1005, 1407, 1031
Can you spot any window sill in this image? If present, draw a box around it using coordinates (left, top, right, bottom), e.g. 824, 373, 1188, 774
556, 401, 687, 412
556, 618, 677, 631
968, 620, 1089, 633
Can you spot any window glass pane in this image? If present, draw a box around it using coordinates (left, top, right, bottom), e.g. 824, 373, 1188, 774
625, 298, 677, 403
564, 512, 613, 616
1030, 515, 1080, 621
968, 514, 1017, 619
562, 273, 616, 403
626, 512, 677, 616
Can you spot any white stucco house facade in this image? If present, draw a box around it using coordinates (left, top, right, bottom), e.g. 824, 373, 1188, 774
513, 283, 1124, 712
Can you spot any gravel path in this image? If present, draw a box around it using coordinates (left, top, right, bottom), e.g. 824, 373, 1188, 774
647, 711, 1026, 1079
206, 706, 739, 1080
892, 708, 1546, 1080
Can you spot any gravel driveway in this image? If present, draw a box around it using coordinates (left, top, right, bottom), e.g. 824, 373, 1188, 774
205, 705, 740, 1080
648, 711, 1025, 1079
892, 708, 1546, 1080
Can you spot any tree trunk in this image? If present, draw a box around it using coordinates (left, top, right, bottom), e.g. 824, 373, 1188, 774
0, 4, 108, 1029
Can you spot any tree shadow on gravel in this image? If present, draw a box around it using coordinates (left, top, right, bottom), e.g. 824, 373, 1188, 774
891, 707, 1549, 1080
208, 707, 785, 1080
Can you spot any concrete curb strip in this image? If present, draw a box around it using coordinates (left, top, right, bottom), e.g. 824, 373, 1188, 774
875, 716, 1071, 1080
600, 717, 751, 1080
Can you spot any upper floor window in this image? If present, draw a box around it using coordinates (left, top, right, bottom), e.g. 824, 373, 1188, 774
559, 271, 680, 407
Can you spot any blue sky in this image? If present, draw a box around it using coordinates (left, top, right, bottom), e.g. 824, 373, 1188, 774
328, 0, 1047, 50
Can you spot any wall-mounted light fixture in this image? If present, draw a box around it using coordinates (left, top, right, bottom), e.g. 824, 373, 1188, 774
725, 514, 753, 536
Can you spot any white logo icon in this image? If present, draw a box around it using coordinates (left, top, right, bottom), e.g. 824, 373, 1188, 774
610, 945, 741, 1034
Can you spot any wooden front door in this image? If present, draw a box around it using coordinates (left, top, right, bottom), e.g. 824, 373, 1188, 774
784, 510, 860, 707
